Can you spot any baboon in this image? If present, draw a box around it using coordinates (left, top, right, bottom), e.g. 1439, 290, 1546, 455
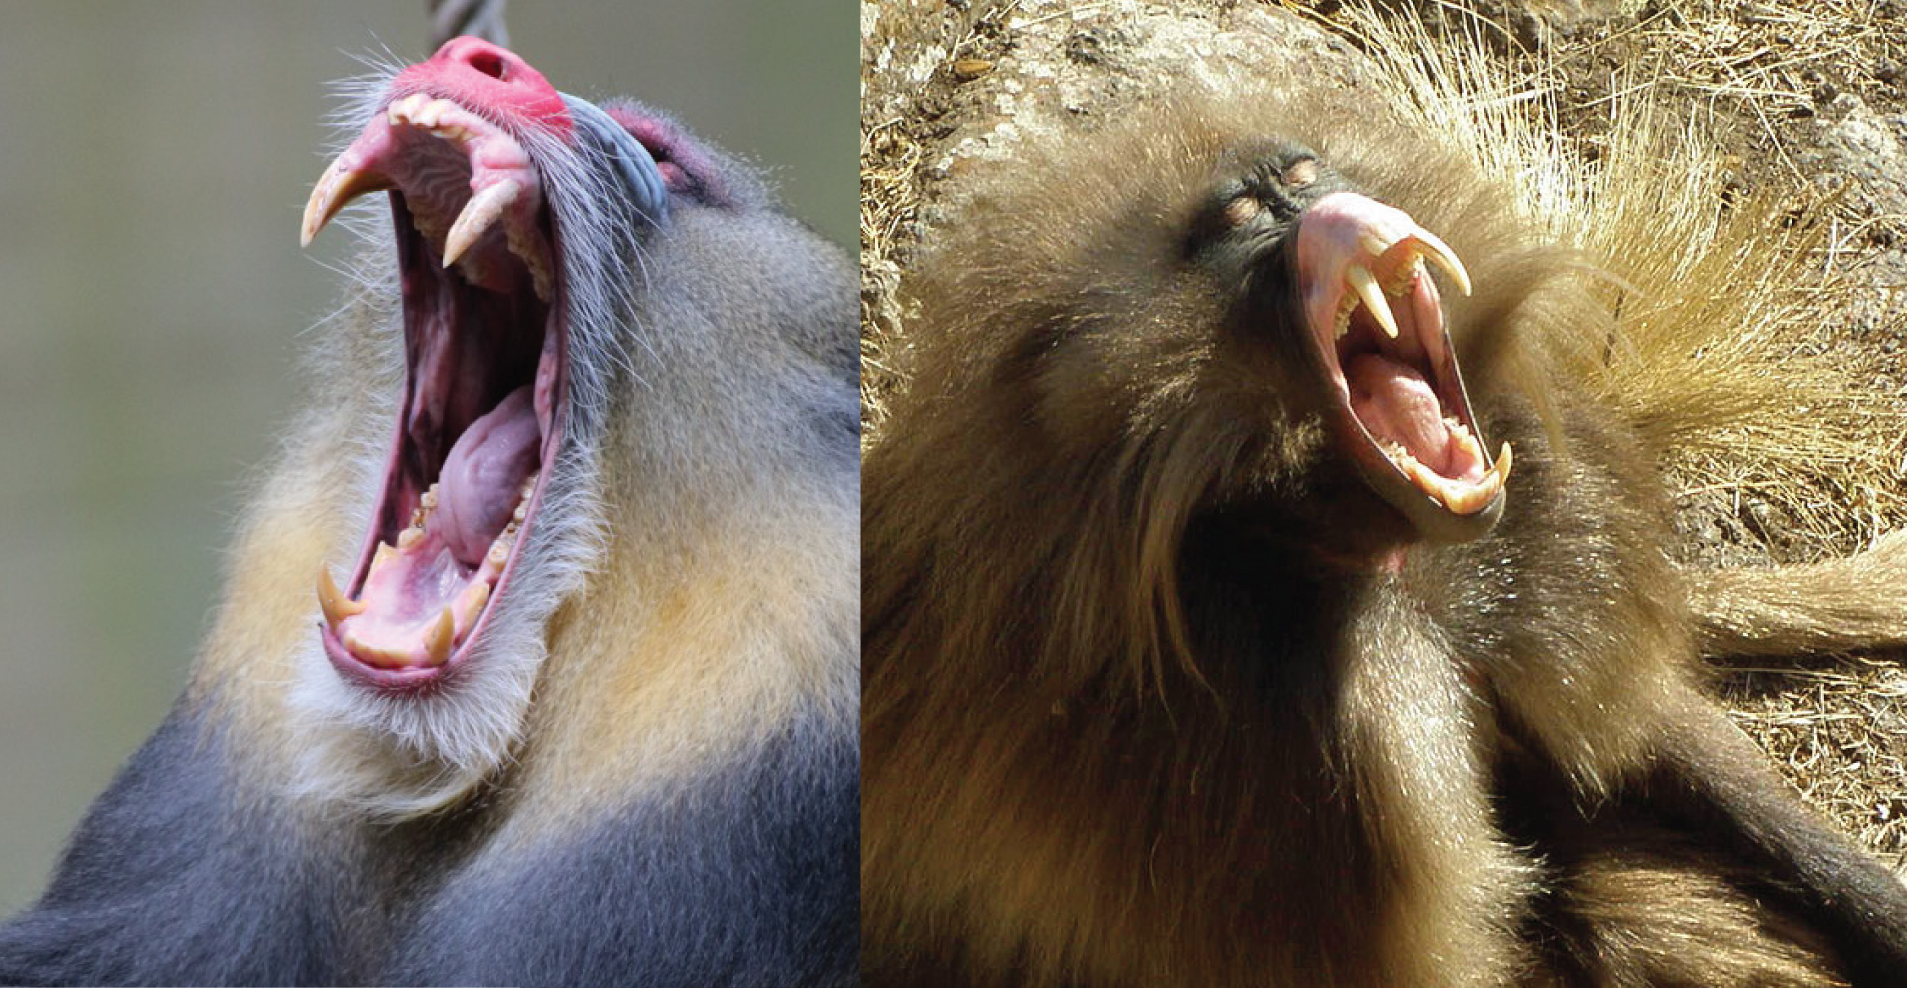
0, 36, 857, 987
861, 81, 1907, 986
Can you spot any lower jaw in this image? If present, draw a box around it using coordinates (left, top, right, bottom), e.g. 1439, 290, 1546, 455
320, 416, 563, 693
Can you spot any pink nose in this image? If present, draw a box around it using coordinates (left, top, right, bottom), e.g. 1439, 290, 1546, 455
391, 36, 572, 135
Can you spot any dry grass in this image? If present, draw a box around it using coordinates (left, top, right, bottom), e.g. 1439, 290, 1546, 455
859, 115, 923, 445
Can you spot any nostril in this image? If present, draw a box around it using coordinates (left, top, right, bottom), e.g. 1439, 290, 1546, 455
467, 48, 509, 80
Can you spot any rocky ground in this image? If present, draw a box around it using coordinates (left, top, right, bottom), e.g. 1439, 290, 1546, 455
861, 0, 1907, 864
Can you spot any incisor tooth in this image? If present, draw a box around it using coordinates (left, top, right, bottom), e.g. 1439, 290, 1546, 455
386, 93, 428, 125
443, 180, 523, 267
317, 565, 365, 626
1346, 264, 1400, 339
301, 155, 394, 247
425, 608, 456, 666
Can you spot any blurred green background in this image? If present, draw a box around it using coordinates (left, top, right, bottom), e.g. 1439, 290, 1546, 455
0, 1, 855, 914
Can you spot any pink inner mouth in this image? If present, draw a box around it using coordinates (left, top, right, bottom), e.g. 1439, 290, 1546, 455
313, 91, 567, 683
1345, 353, 1484, 482
1296, 191, 1506, 526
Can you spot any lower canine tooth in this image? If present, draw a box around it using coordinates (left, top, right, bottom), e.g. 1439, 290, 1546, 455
316, 565, 365, 626
1492, 442, 1514, 483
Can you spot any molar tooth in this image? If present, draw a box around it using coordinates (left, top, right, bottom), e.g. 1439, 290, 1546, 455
300, 155, 393, 247
488, 542, 509, 567
316, 565, 365, 627
1346, 264, 1399, 339
421, 486, 439, 510
505, 222, 554, 302
512, 502, 527, 524
371, 541, 397, 572
425, 608, 456, 666
459, 581, 491, 626
443, 180, 522, 268
397, 526, 425, 551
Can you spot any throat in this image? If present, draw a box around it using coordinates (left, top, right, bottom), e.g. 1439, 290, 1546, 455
1345, 353, 1481, 481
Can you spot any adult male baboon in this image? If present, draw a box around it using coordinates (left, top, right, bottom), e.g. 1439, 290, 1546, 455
861, 72, 1907, 988
0, 34, 857, 988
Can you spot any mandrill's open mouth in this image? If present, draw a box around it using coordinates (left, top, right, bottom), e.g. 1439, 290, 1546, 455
301, 56, 571, 689
1296, 191, 1512, 543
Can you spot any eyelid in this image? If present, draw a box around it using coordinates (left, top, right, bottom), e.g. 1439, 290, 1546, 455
1222, 195, 1263, 227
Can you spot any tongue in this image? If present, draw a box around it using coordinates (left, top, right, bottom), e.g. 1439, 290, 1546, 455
1345, 353, 1455, 475
435, 386, 541, 566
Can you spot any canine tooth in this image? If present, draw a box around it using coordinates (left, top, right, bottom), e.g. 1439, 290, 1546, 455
1346, 264, 1399, 339
1491, 442, 1514, 483
1410, 227, 1473, 297
425, 608, 456, 666
443, 180, 523, 268
316, 565, 365, 626
300, 155, 393, 247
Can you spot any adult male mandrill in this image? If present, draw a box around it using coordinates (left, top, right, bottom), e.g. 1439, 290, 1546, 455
861, 83, 1907, 987
0, 37, 857, 987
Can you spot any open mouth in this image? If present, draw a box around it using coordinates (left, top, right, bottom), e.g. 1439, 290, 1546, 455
1296, 191, 1511, 542
302, 90, 566, 688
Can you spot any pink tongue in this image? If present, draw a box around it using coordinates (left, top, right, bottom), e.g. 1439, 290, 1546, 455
1345, 354, 1454, 474
435, 385, 541, 567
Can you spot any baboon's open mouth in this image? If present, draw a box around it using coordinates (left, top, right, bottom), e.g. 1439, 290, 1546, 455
1296, 191, 1511, 542
302, 88, 567, 689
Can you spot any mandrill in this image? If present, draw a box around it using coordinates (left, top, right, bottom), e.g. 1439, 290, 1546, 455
0, 36, 858, 988
861, 83, 1907, 987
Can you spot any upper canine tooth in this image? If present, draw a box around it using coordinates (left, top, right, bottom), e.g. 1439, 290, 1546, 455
301, 155, 393, 247
1345, 264, 1400, 339
1409, 227, 1473, 297
443, 180, 523, 268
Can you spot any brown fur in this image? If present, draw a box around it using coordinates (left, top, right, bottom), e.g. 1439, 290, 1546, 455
1692, 530, 1907, 659
861, 82, 1907, 987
